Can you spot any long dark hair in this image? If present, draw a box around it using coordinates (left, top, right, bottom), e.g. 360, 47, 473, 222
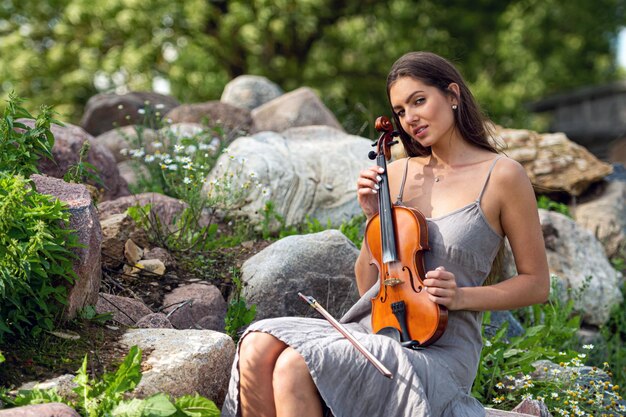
386, 51, 498, 157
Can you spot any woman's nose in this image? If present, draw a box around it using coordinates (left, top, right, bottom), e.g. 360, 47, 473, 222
405, 108, 419, 124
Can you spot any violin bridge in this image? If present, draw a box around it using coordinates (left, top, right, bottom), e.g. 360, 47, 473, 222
383, 278, 403, 287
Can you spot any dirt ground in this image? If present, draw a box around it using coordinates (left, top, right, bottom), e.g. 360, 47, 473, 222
0, 239, 271, 390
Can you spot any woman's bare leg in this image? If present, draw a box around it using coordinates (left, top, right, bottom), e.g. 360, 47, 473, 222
273, 347, 323, 417
239, 332, 288, 417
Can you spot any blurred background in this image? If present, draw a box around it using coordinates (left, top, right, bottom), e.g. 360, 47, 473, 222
1, 0, 625, 154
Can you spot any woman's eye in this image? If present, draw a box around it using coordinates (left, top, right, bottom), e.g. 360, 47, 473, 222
414, 97, 425, 105
397, 110, 405, 117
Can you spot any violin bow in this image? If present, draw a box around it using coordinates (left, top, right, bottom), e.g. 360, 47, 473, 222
298, 292, 393, 379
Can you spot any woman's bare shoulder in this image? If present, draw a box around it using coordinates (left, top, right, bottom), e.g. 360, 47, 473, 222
491, 156, 535, 203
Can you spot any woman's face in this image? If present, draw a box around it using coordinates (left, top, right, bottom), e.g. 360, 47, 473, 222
389, 76, 458, 149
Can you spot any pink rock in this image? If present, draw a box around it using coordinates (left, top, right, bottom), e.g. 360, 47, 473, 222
95, 293, 153, 326
30, 175, 102, 320
162, 283, 227, 331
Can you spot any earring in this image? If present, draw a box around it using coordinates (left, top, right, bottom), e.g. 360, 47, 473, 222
452, 104, 458, 110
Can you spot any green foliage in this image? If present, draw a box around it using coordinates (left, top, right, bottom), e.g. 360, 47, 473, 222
595, 282, 626, 398
536, 195, 571, 217
259, 201, 365, 247
224, 272, 256, 343
0, 173, 79, 343
0, 351, 4, 364
473, 276, 581, 404
0, 92, 58, 177
63, 140, 102, 187
2, 345, 220, 417
77, 305, 113, 325
1, 1, 623, 129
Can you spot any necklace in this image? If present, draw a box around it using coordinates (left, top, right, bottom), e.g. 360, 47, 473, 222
434, 176, 442, 183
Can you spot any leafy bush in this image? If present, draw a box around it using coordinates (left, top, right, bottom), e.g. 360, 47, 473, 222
2, 345, 220, 417
536, 195, 571, 217
0, 92, 58, 177
475, 276, 625, 415
0, 173, 79, 343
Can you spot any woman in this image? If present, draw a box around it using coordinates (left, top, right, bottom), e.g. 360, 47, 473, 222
221, 51, 550, 417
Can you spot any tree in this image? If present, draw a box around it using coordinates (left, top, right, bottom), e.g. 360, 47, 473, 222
1, 0, 624, 132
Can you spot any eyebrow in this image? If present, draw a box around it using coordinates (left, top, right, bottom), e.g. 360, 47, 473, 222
392, 90, 425, 112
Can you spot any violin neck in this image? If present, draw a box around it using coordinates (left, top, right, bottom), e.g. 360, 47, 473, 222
377, 153, 398, 263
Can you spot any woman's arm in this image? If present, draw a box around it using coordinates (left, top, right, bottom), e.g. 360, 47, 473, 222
424, 158, 550, 311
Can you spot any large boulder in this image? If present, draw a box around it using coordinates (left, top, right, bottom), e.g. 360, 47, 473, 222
573, 180, 626, 258
539, 210, 623, 326
119, 328, 235, 408
221, 75, 283, 110
30, 175, 102, 320
251, 87, 344, 132
19, 120, 129, 201
497, 127, 613, 196
164, 101, 256, 142
204, 125, 372, 228
80, 91, 179, 136
94, 125, 158, 163
97, 192, 189, 228
241, 230, 361, 321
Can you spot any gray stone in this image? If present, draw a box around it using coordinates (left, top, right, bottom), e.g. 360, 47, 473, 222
241, 230, 361, 320
221, 75, 283, 110
573, 180, 626, 258
539, 209, 623, 326
204, 126, 372, 228
119, 328, 235, 408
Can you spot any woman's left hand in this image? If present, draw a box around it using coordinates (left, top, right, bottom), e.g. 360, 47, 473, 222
423, 266, 463, 310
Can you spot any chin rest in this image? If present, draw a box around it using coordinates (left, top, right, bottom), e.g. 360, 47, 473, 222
376, 326, 423, 350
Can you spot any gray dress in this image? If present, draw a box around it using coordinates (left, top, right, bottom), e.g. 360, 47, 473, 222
221, 156, 503, 417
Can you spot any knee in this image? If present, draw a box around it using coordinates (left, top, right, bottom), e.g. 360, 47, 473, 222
273, 348, 311, 393
239, 332, 284, 372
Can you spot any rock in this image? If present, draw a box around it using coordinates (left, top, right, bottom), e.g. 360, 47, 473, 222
143, 247, 176, 269
99, 213, 148, 270
116, 160, 152, 188
30, 175, 102, 320
135, 259, 166, 276
251, 87, 344, 132
573, 180, 626, 258
221, 75, 283, 110
162, 283, 227, 331
19, 120, 130, 201
119, 328, 235, 408
539, 210, 623, 326
95, 293, 153, 326
204, 126, 372, 228
496, 127, 613, 196
97, 192, 189, 229
17, 374, 77, 402
164, 101, 256, 142
124, 239, 143, 264
80, 91, 179, 136
94, 125, 158, 162
0, 403, 80, 417
135, 313, 174, 329
511, 398, 552, 417
484, 310, 525, 339
241, 230, 361, 320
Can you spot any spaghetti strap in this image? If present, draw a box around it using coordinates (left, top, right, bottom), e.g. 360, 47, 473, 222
395, 157, 412, 205
477, 155, 503, 203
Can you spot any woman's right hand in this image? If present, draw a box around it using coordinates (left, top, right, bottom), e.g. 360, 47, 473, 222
356, 165, 384, 219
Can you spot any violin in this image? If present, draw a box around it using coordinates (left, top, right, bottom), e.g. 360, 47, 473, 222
365, 116, 447, 348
